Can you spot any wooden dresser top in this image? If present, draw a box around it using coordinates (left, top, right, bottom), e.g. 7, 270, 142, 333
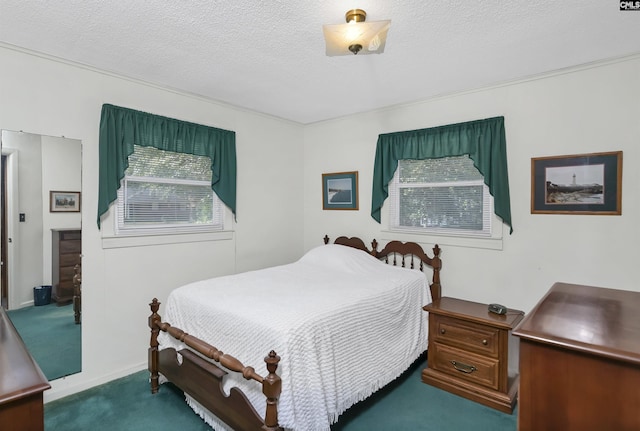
513, 282, 640, 365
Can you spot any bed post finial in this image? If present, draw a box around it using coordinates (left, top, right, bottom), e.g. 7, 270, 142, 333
371, 239, 379, 256
263, 350, 283, 431
431, 245, 442, 300
323, 235, 330, 245
149, 298, 161, 394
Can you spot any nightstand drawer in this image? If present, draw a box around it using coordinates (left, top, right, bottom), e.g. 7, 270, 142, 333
432, 315, 499, 357
431, 342, 499, 390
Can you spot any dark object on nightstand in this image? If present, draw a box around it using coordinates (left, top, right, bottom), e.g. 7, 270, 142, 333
513, 282, 640, 431
422, 297, 524, 414
488, 303, 508, 315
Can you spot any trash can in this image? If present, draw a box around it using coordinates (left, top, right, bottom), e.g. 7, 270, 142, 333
33, 285, 52, 306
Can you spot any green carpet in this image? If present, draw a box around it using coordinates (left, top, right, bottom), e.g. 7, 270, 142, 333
332, 361, 517, 431
6, 303, 81, 380
45, 372, 211, 431
45, 359, 517, 430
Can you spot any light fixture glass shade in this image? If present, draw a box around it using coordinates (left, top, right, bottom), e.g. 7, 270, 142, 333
322, 19, 391, 56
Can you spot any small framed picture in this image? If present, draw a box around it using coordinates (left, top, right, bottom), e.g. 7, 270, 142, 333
50, 191, 81, 213
322, 171, 358, 210
531, 151, 622, 215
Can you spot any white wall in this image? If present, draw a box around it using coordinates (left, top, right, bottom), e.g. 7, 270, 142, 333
303, 55, 640, 313
1, 131, 44, 308
0, 44, 304, 401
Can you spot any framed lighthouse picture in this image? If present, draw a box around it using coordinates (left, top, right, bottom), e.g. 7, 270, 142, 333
531, 151, 622, 215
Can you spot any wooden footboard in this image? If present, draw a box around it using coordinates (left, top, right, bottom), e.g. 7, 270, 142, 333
148, 299, 283, 431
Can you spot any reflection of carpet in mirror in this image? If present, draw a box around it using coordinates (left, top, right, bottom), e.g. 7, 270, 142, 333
7, 303, 81, 380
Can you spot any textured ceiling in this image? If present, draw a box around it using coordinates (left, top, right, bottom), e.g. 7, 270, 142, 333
1, 1, 639, 124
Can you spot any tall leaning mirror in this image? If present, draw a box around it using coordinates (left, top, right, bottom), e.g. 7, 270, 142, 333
0, 130, 82, 381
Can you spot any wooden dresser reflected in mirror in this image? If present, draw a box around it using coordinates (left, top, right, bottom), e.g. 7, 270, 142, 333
52, 229, 81, 305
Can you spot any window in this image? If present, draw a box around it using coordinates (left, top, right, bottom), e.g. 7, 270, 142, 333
116, 145, 223, 235
389, 155, 492, 237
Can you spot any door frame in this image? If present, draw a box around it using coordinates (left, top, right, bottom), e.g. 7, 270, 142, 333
1, 148, 18, 310
1, 154, 7, 309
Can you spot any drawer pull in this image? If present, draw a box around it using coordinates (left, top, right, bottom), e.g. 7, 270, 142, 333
440, 329, 446, 334
451, 360, 477, 374
482, 339, 488, 345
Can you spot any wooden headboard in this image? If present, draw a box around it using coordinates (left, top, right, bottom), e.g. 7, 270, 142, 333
325, 235, 374, 253
324, 235, 442, 300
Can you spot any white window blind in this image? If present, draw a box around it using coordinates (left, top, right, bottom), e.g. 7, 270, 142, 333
116, 145, 223, 235
389, 156, 492, 237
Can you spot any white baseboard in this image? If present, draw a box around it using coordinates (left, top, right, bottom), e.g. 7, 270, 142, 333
43, 361, 147, 403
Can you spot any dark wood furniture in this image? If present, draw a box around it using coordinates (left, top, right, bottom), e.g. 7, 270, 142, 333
422, 297, 524, 413
149, 299, 283, 431
148, 235, 442, 431
72, 264, 81, 324
52, 229, 81, 305
0, 307, 51, 430
513, 282, 640, 431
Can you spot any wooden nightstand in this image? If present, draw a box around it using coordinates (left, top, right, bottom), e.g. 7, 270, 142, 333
422, 297, 524, 413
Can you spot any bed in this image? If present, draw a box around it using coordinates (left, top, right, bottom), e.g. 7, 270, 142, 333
148, 236, 442, 431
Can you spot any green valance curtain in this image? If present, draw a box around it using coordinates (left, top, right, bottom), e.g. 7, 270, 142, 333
97, 104, 236, 227
371, 116, 513, 233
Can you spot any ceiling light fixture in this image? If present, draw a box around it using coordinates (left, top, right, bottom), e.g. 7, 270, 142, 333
322, 9, 391, 56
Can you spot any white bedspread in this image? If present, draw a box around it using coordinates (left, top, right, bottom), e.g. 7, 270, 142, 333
159, 244, 431, 431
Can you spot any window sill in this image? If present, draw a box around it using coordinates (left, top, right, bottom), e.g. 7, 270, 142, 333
379, 229, 503, 251
101, 230, 234, 249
